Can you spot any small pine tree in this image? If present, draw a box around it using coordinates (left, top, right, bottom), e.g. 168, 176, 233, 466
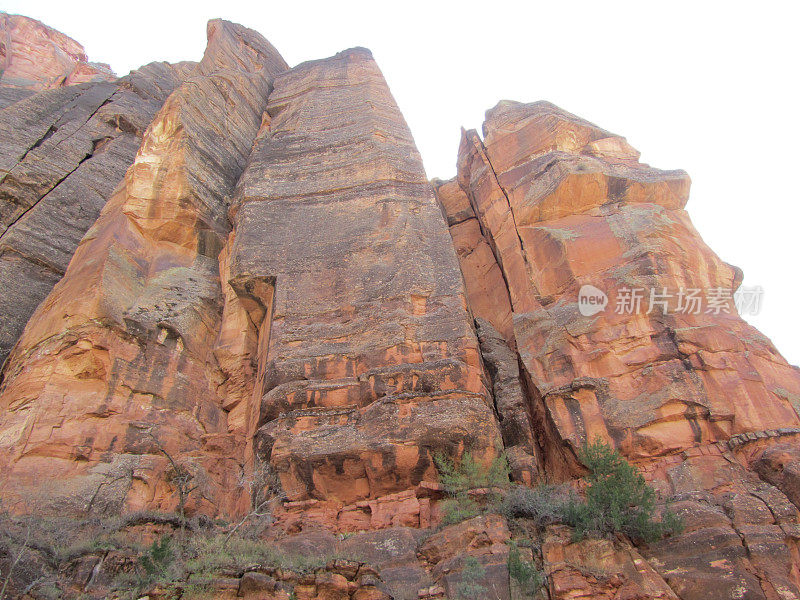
434, 451, 510, 525
563, 438, 682, 543
434, 452, 509, 494
139, 536, 174, 580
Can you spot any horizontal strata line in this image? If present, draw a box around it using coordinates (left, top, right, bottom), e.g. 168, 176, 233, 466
264, 389, 491, 420
267, 78, 389, 104
637, 428, 800, 469
264, 130, 416, 149
264, 362, 477, 392
0, 245, 66, 276
238, 180, 433, 203
269, 292, 468, 321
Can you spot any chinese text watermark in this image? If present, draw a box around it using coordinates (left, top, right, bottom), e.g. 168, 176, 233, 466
578, 284, 763, 317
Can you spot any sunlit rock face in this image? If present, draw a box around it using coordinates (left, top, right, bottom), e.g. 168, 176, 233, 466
437, 99, 800, 463
0, 24, 503, 524
0, 19, 288, 517
0, 61, 196, 368
228, 47, 502, 514
435, 99, 800, 600
1, 14, 800, 600
0, 13, 115, 91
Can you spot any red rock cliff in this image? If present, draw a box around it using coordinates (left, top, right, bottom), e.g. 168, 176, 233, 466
435, 100, 800, 600
1, 16, 800, 600
0, 13, 114, 91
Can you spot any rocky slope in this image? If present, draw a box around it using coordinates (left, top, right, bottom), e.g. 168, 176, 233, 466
1, 13, 800, 600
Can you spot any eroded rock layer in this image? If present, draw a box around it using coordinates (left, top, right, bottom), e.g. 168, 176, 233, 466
0, 19, 287, 516
435, 99, 800, 600
438, 100, 800, 461
227, 47, 502, 523
1, 14, 800, 600
0, 13, 115, 90
0, 60, 195, 367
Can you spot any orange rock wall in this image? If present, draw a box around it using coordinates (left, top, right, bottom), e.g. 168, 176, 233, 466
435, 99, 800, 600
227, 48, 502, 512
437, 100, 800, 463
0, 20, 287, 516
2, 15, 800, 600
0, 26, 504, 525
0, 13, 115, 90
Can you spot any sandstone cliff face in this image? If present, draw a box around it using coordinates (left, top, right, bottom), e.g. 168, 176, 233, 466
0, 19, 287, 517
1, 15, 800, 600
435, 100, 800, 600
0, 13, 114, 91
228, 47, 501, 524
0, 60, 195, 368
439, 99, 800, 459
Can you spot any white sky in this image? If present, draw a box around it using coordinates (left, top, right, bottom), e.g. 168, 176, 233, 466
6, 0, 800, 365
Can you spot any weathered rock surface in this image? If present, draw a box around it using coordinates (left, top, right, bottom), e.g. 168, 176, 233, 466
1, 13, 800, 600
475, 317, 539, 484
541, 525, 679, 600
227, 47, 501, 513
419, 514, 511, 600
435, 100, 800, 599
0, 85, 33, 109
0, 60, 194, 368
642, 446, 800, 600
0, 19, 287, 517
439, 100, 800, 464
752, 441, 800, 508
0, 13, 115, 90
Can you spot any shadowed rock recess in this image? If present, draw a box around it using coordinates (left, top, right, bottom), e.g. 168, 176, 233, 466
2, 13, 800, 600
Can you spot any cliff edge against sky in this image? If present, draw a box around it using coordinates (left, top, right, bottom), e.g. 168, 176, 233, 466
1, 13, 800, 600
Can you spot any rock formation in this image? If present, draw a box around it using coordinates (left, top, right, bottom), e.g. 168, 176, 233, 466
0, 61, 195, 369
435, 100, 800, 600
0, 19, 287, 518
230, 47, 501, 524
0, 13, 114, 92
1, 14, 800, 600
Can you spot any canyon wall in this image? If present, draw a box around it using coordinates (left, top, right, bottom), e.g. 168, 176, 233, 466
0, 60, 196, 368
1, 14, 800, 600
0, 18, 288, 517
435, 100, 800, 600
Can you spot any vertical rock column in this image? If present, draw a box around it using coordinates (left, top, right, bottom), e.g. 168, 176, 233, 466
0, 20, 287, 517
0, 61, 195, 368
225, 48, 503, 528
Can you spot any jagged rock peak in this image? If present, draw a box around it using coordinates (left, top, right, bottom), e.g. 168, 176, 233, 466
0, 12, 115, 90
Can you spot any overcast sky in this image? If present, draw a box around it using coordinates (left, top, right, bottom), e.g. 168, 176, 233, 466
7, 0, 800, 365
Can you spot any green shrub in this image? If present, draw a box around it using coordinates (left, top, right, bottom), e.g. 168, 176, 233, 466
185, 532, 341, 576
113, 535, 180, 599
139, 536, 175, 579
439, 497, 481, 526
434, 452, 509, 494
456, 555, 487, 600
508, 541, 544, 596
115, 531, 345, 599
562, 438, 682, 543
434, 452, 510, 525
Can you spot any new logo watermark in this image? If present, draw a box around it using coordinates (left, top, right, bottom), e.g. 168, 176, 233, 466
577, 285, 763, 317
578, 285, 608, 316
